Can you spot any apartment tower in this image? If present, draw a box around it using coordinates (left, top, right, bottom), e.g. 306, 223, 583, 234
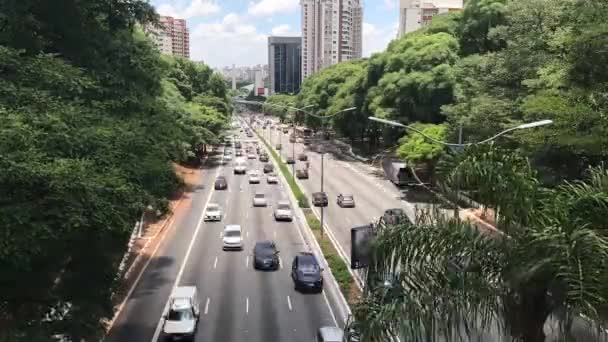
268, 36, 302, 95
398, 0, 463, 36
147, 16, 190, 58
300, 0, 363, 79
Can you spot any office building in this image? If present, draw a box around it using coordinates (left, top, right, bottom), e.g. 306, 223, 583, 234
300, 0, 363, 79
398, 0, 463, 36
268, 36, 302, 95
146, 16, 190, 58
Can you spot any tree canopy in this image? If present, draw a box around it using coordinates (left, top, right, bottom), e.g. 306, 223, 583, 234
0, 1, 229, 339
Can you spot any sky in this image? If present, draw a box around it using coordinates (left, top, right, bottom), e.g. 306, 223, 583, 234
151, 0, 400, 68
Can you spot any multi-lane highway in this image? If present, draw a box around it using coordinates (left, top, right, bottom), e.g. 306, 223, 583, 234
106, 126, 344, 342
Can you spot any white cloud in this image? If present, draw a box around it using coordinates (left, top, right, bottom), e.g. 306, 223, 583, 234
248, 0, 299, 17
155, 0, 221, 19
191, 13, 268, 67
271, 24, 299, 36
363, 22, 398, 57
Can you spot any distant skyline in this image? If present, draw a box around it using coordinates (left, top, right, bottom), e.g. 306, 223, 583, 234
151, 0, 399, 68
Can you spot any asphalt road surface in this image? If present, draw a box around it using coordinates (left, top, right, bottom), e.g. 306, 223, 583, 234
106, 129, 341, 342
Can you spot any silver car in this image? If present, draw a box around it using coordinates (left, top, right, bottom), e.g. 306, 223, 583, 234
267, 173, 279, 184
252, 192, 267, 207
274, 201, 293, 221
204, 203, 222, 221
337, 193, 355, 208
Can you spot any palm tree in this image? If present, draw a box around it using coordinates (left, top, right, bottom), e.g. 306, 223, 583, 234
350, 146, 608, 342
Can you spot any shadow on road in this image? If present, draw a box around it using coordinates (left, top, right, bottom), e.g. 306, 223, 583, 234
130, 256, 175, 299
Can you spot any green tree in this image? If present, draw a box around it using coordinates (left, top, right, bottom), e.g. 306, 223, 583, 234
352, 147, 608, 342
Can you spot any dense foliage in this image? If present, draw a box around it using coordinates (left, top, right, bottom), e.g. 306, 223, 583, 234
267, 0, 607, 184
0, 0, 229, 339
352, 147, 608, 342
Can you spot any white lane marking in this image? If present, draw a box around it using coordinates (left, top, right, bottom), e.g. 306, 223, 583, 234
287, 296, 293, 312
279, 256, 283, 270
150, 166, 220, 342
213, 256, 218, 269
246, 231, 249, 238
273, 230, 277, 238
219, 231, 223, 239
204, 297, 210, 315
246, 255, 249, 268
246, 297, 249, 314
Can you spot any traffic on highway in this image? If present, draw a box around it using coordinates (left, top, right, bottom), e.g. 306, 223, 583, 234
106, 118, 347, 342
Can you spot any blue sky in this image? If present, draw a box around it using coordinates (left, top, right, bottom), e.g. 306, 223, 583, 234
151, 0, 399, 68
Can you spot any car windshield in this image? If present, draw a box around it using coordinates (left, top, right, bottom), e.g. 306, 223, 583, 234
278, 203, 290, 210
167, 308, 193, 321
343, 195, 353, 200
255, 194, 265, 198
207, 204, 219, 211
225, 230, 240, 237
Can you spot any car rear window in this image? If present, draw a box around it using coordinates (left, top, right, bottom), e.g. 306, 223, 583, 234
278, 203, 290, 210
255, 194, 265, 198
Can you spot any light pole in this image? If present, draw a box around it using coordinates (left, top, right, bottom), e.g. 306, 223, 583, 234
368, 116, 553, 217
288, 104, 315, 175
311, 107, 356, 238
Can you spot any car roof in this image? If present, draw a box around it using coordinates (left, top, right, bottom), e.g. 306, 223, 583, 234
318, 326, 344, 341
224, 224, 241, 231
207, 202, 219, 207
297, 252, 319, 265
254, 240, 275, 248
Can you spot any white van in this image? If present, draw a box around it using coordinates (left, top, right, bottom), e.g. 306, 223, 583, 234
162, 286, 199, 339
316, 326, 345, 342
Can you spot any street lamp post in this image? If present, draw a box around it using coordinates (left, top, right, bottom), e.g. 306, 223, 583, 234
368, 116, 553, 218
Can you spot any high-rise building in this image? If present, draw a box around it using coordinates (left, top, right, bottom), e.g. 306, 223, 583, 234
300, 0, 363, 79
146, 16, 190, 58
268, 36, 302, 95
398, 0, 463, 37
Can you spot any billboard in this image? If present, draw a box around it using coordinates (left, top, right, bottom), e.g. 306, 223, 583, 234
351, 224, 374, 269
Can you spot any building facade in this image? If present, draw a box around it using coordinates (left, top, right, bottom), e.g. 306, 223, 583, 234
146, 16, 190, 58
268, 36, 302, 95
300, 0, 363, 79
398, 0, 463, 36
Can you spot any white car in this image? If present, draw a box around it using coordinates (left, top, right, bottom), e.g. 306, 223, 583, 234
267, 173, 278, 184
223, 225, 243, 250
274, 201, 293, 221
247, 153, 256, 159
162, 286, 199, 338
249, 170, 261, 184
204, 203, 222, 221
234, 158, 247, 174
252, 192, 267, 207
223, 154, 232, 162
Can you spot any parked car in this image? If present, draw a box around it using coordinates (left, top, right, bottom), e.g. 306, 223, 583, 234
253, 241, 280, 271
298, 153, 308, 161
337, 194, 355, 208
286, 156, 295, 164
263, 163, 274, 173
274, 201, 293, 221
383, 208, 407, 225
267, 173, 279, 184
291, 252, 323, 292
214, 176, 228, 190
312, 192, 328, 207
296, 168, 309, 179
252, 192, 267, 207
204, 203, 222, 221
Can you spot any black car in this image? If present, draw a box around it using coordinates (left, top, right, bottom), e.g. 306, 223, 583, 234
312, 192, 328, 207
286, 157, 295, 164
296, 168, 309, 179
291, 252, 323, 292
259, 154, 269, 162
253, 241, 280, 271
263, 163, 274, 173
214, 176, 228, 190
383, 208, 407, 225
